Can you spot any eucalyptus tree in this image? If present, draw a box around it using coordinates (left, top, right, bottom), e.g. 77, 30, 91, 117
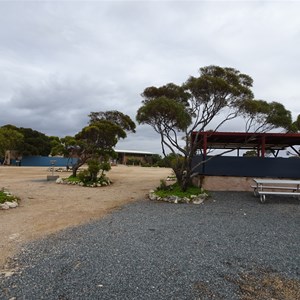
137, 65, 292, 191
70, 111, 136, 176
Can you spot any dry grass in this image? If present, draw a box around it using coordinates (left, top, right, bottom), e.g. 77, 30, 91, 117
193, 267, 300, 299
236, 270, 300, 300
225, 268, 300, 300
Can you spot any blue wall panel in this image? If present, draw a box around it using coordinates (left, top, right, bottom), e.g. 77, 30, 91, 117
11, 156, 77, 167
192, 155, 300, 179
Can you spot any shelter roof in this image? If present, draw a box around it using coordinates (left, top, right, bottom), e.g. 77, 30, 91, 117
114, 149, 154, 155
192, 131, 300, 150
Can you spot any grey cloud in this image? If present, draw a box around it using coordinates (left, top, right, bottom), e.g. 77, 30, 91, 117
0, 1, 300, 154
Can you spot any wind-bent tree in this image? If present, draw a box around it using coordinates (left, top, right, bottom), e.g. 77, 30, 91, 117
136, 65, 292, 191
70, 111, 136, 176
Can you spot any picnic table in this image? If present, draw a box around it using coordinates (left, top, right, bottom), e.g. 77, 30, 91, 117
252, 178, 300, 203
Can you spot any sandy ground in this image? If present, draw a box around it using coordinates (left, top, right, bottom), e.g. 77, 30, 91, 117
0, 165, 171, 270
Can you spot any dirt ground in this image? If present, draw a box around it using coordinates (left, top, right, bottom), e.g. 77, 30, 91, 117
0, 165, 172, 270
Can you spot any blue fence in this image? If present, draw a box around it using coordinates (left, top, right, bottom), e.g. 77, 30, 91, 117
192, 155, 300, 179
11, 156, 78, 167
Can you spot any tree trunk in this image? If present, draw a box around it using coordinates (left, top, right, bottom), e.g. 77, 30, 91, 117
72, 165, 79, 177
178, 158, 192, 192
72, 159, 83, 177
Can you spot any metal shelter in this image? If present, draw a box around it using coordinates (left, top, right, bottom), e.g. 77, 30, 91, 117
191, 131, 300, 158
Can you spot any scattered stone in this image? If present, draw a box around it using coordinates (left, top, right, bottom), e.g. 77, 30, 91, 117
56, 178, 64, 184
183, 197, 191, 204
148, 191, 208, 204
149, 191, 157, 201
192, 198, 204, 205
5, 201, 18, 208
0, 203, 10, 210
9, 233, 20, 240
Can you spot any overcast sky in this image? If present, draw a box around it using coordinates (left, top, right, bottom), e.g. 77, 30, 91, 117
1, 1, 300, 154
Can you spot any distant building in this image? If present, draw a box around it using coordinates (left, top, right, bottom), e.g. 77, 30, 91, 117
114, 149, 155, 165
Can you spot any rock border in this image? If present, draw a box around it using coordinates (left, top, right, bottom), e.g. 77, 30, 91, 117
0, 190, 19, 210
55, 177, 112, 188
0, 201, 19, 210
148, 190, 208, 204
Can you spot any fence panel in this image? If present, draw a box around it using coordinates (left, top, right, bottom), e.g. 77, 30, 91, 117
192, 155, 300, 178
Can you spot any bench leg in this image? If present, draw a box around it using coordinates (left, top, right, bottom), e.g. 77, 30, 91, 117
253, 187, 259, 197
259, 194, 266, 204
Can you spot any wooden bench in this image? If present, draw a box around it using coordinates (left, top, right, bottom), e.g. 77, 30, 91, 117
252, 178, 300, 203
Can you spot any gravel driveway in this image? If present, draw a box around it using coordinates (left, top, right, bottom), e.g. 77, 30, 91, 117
1, 192, 299, 300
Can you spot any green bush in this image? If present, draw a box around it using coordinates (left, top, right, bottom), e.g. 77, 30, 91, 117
0, 188, 19, 204
62, 159, 112, 187
126, 157, 141, 166
64, 166, 111, 187
158, 179, 169, 191
155, 182, 208, 198
87, 159, 101, 182
99, 161, 111, 174
77, 169, 92, 184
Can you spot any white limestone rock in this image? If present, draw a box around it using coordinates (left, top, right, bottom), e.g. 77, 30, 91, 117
5, 201, 18, 208
1, 203, 10, 210
192, 198, 204, 205
56, 177, 63, 184
182, 197, 191, 204
149, 192, 157, 201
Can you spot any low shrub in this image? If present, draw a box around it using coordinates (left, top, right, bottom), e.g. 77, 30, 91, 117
60, 173, 111, 187
0, 188, 19, 204
59, 159, 112, 187
155, 182, 208, 199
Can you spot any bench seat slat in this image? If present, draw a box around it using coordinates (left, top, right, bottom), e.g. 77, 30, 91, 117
251, 185, 299, 190
257, 191, 300, 196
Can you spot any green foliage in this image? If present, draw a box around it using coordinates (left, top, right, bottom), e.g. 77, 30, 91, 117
71, 110, 135, 177
0, 188, 19, 204
71, 170, 110, 187
136, 65, 293, 192
77, 169, 92, 184
136, 96, 192, 132
126, 157, 141, 166
99, 161, 111, 173
49, 136, 69, 156
1, 124, 51, 156
155, 153, 184, 169
243, 150, 257, 157
0, 126, 24, 157
87, 159, 101, 182
66, 159, 112, 187
141, 83, 190, 105
66, 175, 80, 183
290, 114, 300, 132
155, 182, 207, 199
239, 100, 292, 132
184, 66, 254, 111
89, 111, 136, 133
149, 154, 162, 165
158, 179, 169, 191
